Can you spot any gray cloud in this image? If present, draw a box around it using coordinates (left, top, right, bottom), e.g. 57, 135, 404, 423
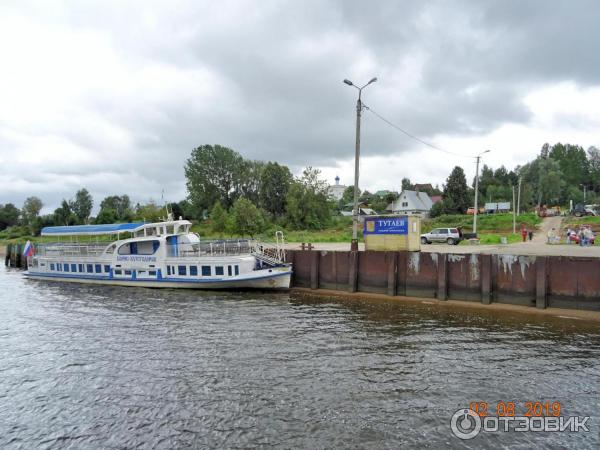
1, 0, 600, 212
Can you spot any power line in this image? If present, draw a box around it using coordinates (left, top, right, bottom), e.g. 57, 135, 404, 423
362, 103, 476, 159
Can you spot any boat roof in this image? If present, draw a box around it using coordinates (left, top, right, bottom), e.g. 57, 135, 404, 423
41, 222, 146, 236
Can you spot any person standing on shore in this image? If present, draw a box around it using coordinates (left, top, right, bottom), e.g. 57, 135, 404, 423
521, 226, 528, 242
528, 230, 533, 241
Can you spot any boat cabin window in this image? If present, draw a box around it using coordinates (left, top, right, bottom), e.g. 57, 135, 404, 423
178, 265, 186, 276
118, 240, 160, 255
227, 266, 232, 276
71, 264, 77, 272
87, 264, 93, 273
201, 266, 211, 276
190, 266, 198, 276
115, 269, 122, 275
149, 270, 157, 276
104, 265, 110, 273
166, 225, 175, 235
106, 244, 116, 254
235, 265, 239, 276
215, 266, 224, 276
95, 264, 102, 273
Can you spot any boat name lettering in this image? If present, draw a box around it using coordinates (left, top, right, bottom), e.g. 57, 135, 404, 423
117, 256, 157, 262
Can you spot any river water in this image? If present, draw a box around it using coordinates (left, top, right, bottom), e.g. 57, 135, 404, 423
1, 266, 599, 449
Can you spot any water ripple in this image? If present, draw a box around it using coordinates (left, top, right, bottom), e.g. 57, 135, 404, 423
0, 267, 599, 448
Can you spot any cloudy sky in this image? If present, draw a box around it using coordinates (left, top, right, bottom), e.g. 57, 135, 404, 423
1, 0, 600, 213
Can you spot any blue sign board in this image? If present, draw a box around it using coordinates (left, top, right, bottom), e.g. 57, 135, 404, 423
364, 216, 408, 235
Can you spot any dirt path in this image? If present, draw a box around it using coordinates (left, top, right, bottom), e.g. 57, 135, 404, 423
531, 216, 563, 243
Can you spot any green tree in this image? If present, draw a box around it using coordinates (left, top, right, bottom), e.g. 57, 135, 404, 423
285, 167, 331, 229
341, 186, 360, 206
239, 160, 265, 205
53, 200, 76, 226
22, 196, 43, 225
134, 201, 163, 222
587, 146, 600, 191
230, 197, 264, 237
98, 195, 133, 222
520, 156, 564, 206
72, 188, 93, 224
259, 162, 293, 216
442, 166, 471, 213
401, 177, 413, 191
549, 143, 589, 188
210, 201, 228, 235
95, 208, 118, 224
0, 203, 20, 230
185, 144, 246, 211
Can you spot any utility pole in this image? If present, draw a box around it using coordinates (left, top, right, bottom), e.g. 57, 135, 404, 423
517, 176, 522, 216
473, 150, 490, 234
344, 77, 377, 251
512, 185, 516, 234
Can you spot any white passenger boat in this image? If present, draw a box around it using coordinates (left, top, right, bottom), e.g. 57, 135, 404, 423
25, 218, 292, 289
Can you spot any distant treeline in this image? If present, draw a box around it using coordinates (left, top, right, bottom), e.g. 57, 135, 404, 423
2, 141, 597, 237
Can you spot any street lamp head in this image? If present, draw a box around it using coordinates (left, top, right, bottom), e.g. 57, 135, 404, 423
368, 77, 378, 84
343, 79, 354, 86
483, 149, 491, 154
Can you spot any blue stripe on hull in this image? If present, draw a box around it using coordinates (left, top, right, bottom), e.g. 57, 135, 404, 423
25, 270, 291, 284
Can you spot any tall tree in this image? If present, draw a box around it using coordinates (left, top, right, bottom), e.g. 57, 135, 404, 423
442, 166, 471, 214
259, 162, 293, 216
98, 195, 133, 222
549, 143, 588, 194
184, 144, 245, 211
53, 200, 75, 226
239, 160, 265, 205
210, 201, 228, 236
401, 177, 413, 191
22, 196, 43, 224
0, 204, 20, 230
587, 146, 600, 191
72, 188, 93, 224
286, 167, 331, 229
229, 198, 264, 237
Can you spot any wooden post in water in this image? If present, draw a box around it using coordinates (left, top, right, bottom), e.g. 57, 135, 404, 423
5, 244, 11, 266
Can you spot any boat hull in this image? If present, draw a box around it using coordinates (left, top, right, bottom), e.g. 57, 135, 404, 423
25, 268, 292, 290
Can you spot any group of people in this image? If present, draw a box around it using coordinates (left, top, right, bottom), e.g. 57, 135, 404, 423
566, 227, 595, 246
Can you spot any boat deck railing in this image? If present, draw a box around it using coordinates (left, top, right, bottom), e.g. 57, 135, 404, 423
34, 243, 108, 258
33, 233, 288, 265
172, 237, 287, 265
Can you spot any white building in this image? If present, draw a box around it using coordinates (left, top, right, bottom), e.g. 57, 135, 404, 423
387, 190, 434, 216
328, 176, 346, 201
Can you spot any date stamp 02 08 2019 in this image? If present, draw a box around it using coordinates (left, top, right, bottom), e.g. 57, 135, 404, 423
450, 401, 591, 440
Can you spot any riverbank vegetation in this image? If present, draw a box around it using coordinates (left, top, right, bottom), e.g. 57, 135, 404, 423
1, 141, 596, 245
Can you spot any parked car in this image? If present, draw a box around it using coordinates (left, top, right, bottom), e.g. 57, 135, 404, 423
572, 204, 595, 217
420, 227, 463, 245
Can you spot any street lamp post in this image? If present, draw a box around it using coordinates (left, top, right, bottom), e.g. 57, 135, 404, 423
343, 77, 377, 251
473, 149, 491, 235
581, 184, 587, 203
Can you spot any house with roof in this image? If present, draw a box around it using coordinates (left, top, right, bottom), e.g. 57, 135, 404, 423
386, 190, 434, 216
340, 201, 377, 220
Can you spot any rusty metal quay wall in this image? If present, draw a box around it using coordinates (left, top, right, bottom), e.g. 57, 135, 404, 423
287, 250, 600, 312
